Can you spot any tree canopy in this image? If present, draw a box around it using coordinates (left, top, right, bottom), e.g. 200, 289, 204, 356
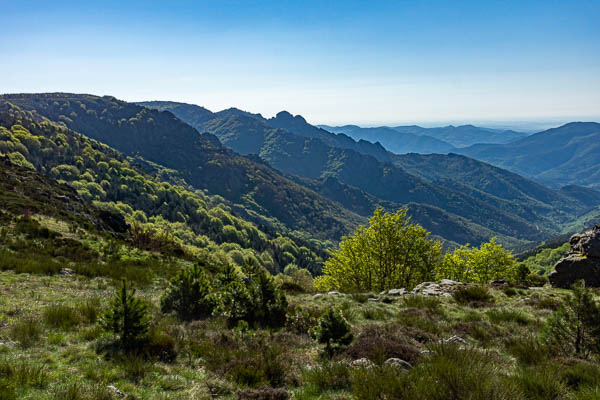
316, 208, 442, 292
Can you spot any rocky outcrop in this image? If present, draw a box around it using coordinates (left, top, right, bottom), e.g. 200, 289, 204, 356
549, 226, 600, 288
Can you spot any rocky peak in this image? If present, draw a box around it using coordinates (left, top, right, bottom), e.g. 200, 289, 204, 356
549, 225, 600, 288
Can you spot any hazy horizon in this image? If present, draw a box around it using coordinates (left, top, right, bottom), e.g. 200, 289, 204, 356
2, 1, 599, 125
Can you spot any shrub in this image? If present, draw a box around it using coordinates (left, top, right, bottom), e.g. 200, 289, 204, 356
407, 344, 522, 400
505, 336, 550, 365
344, 325, 421, 365
544, 281, 600, 358
452, 285, 493, 305
160, 264, 214, 321
285, 306, 319, 335
512, 365, 566, 400
144, 328, 178, 363
486, 309, 531, 325
350, 364, 410, 400
313, 308, 354, 358
559, 360, 600, 390
403, 295, 442, 312
10, 317, 42, 348
526, 273, 548, 287
301, 361, 351, 393
77, 299, 100, 324
236, 387, 290, 400
100, 279, 150, 351
43, 304, 81, 330
213, 263, 288, 328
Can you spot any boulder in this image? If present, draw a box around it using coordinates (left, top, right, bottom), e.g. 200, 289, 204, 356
412, 280, 465, 297
384, 357, 412, 369
549, 225, 600, 288
349, 357, 374, 368
59, 268, 75, 276
387, 288, 408, 296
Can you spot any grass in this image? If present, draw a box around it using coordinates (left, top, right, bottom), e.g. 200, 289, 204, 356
0, 270, 597, 399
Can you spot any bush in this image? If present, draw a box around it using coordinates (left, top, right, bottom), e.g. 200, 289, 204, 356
144, 328, 178, 363
10, 317, 42, 348
350, 364, 410, 400
486, 309, 531, 325
452, 285, 493, 306
526, 273, 548, 287
285, 306, 319, 335
544, 281, 600, 358
301, 361, 351, 393
559, 360, 600, 390
213, 263, 288, 328
313, 308, 354, 358
403, 295, 442, 312
43, 304, 81, 330
344, 325, 421, 365
160, 264, 214, 321
505, 336, 550, 365
512, 365, 566, 400
407, 344, 522, 400
236, 387, 290, 400
100, 279, 150, 351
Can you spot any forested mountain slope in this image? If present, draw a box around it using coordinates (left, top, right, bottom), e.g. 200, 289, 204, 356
393, 124, 528, 147
140, 100, 600, 246
0, 101, 354, 274
1, 94, 363, 244
457, 122, 600, 188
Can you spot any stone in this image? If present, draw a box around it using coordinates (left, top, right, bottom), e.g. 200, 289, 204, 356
441, 335, 467, 345
367, 297, 379, 302
349, 357, 374, 368
411, 280, 465, 297
549, 225, 600, 288
313, 293, 323, 299
107, 385, 125, 398
59, 268, 75, 276
387, 288, 408, 296
384, 357, 412, 369
327, 291, 342, 296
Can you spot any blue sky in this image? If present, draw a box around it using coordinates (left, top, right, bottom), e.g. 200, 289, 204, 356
1, 0, 599, 126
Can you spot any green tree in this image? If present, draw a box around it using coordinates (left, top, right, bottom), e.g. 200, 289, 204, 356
213, 262, 288, 328
313, 308, 353, 358
101, 280, 150, 350
316, 208, 442, 292
436, 238, 516, 284
160, 264, 214, 321
545, 281, 600, 358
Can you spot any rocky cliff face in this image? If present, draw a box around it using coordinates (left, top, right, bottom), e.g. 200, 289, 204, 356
549, 226, 600, 288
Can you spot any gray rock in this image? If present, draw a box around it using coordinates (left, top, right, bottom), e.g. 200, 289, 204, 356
384, 358, 412, 369
412, 280, 464, 297
327, 291, 342, 296
441, 335, 468, 345
549, 225, 600, 288
387, 288, 408, 296
107, 385, 125, 398
349, 358, 374, 368
367, 297, 379, 302
59, 268, 75, 276
313, 293, 323, 299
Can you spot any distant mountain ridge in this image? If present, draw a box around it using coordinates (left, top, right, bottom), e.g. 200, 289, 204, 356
320, 124, 529, 151
319, 125, 456, 154
456, 122, 600, 189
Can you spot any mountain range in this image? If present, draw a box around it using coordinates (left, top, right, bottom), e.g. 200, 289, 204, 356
138, 100, 600, 248
456, 122, 600, 189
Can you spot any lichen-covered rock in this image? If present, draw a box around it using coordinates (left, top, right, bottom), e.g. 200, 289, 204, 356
549, 225, 600, 288
411, 279, 465, 296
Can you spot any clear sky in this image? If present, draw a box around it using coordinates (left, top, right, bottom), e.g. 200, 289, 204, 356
1, 0, 599, 126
